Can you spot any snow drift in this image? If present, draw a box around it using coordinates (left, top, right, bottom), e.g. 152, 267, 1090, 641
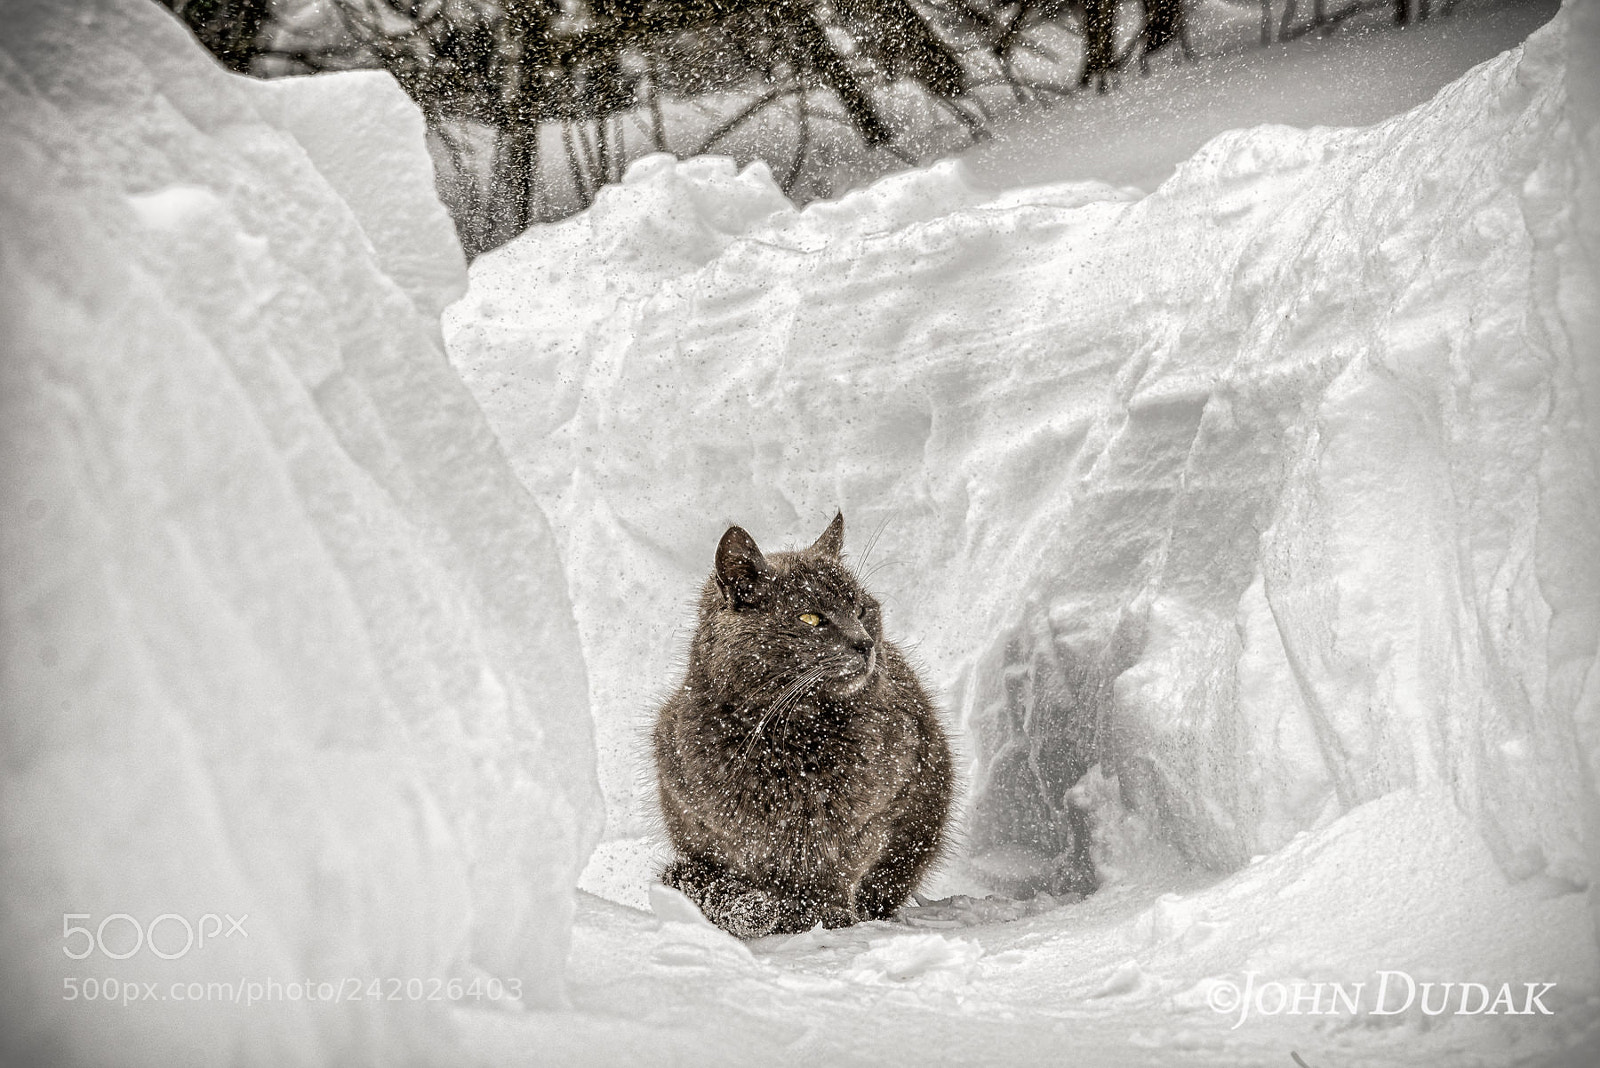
445, 0, 1600, 932
0, 2, 600, 1066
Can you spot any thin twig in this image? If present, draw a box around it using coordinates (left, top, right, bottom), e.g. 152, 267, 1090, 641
562, 123, 593, 209
645, 54, 670, 153
692, 87, 789, 155
781, 89, 810, 195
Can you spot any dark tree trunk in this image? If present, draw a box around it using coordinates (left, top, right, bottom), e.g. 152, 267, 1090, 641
1138, 0, 1193, 73
486, 1, 554, 243
1077, 0, 1118, 93
787, 9, 893, 145
161, 0, 269, 73
832, 0, 968, 99
489, 123, 540, 240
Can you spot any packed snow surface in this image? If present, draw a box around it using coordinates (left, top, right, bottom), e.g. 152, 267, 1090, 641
3, 0, 1598, 1065
1, 1, 599, 1065
467, 789, 1596, 1066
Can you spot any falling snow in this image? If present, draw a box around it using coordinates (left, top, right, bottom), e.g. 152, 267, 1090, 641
2, 0, 1596, 1065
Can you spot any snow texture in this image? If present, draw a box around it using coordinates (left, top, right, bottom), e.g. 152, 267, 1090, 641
0, 1, 600, 1066
1, 0, 1598, 1063
447, 0, 1600, 940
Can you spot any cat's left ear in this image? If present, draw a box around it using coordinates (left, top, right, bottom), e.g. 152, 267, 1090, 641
716, 525, 776, 609
810, 511, 845, 558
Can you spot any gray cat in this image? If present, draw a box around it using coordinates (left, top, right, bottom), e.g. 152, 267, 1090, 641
653, 512, 954, 937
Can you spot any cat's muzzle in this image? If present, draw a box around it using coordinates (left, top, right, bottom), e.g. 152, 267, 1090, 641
832, 642, 877, 695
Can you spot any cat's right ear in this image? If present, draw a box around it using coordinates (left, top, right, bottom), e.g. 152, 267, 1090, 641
715, 526, 775, 609
810, 511, 844, 558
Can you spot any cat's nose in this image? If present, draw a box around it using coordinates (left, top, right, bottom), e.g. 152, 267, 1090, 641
850, 635, 875, 656
857, 638, 877, 675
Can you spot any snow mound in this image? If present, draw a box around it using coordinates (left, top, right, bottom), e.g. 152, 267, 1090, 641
0, 2, 600, 1065
446, 0, 1599, 946
838, 933, 984, 991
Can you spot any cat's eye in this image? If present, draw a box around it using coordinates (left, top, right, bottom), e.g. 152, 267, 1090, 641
800, 613, 822, 627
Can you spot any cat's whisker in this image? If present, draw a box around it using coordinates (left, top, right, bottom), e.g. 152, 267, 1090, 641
859, 559, 898, 586
767, 662, 836, 714
857, 516, 890, 572
739, 662, 835, 760
740, 655, 855, 761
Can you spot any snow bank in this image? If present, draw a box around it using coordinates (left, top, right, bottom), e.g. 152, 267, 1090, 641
446, 0, 1599, 947
0, 2, 600, 1065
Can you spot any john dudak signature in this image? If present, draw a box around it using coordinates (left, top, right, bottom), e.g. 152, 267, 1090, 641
1207, 970, 1557, 1029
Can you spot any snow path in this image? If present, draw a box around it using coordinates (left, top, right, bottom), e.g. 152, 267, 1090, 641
459, 791, 1596, 1066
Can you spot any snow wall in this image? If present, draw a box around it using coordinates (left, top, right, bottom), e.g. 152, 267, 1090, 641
446, 2, 1600, 922
0, 1, 601, 1066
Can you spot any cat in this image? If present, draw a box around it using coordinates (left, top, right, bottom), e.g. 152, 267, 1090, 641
653, 512, 954, 938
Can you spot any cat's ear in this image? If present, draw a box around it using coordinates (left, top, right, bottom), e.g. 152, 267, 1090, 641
715, 525, 775, 609
809, 511, 845, 559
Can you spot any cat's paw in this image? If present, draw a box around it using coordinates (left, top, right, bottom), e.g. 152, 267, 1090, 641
819, 904, 859, 930
659, 859, 696, 894
720, 888, 780, 939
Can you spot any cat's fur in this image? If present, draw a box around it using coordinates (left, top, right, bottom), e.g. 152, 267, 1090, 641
653, 512, 954, 937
